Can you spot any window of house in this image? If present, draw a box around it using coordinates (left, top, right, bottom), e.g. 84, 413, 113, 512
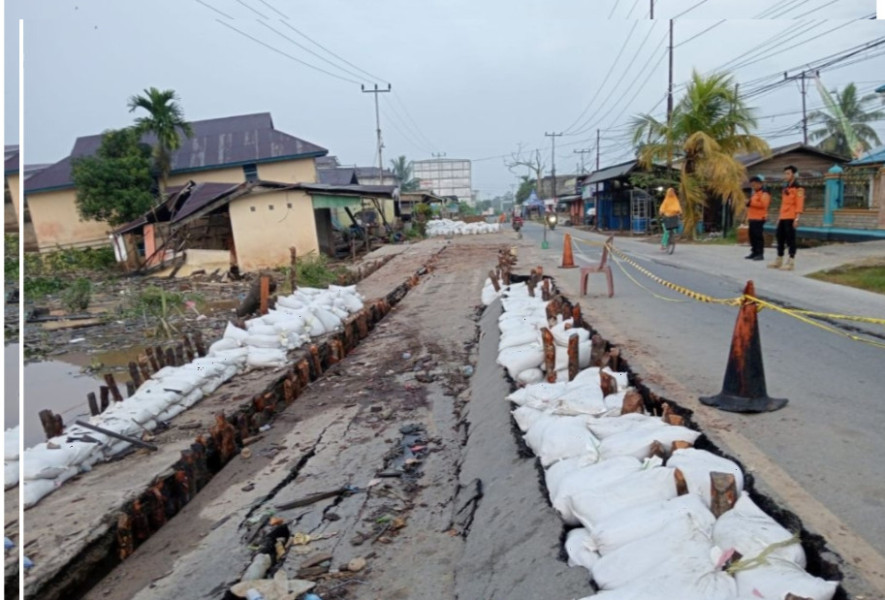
243, 164, 258, 182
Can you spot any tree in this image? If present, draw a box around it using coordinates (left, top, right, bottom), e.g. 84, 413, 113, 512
71, 128, 156, 226
457, 201, 475, 216
631, 70, 769, 237
389, 155, 420, 191
128, 87, 194, 198
515, 176, 536, 204
809, 82, 885, 158
507, 144, 546, 203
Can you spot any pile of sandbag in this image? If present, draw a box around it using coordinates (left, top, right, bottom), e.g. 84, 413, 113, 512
5, 425, 19, 490
484, 275, 838, 600
425, 219, 501, 237
21, 285, 367, 509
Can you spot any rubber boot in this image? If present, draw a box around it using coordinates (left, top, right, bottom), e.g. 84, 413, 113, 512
767, 256, 783, 269
781, 256, 794, 271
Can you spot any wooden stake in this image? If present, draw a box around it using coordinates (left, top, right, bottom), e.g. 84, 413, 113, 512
165, 347, 176, 368
183, 334, 195, 363
259, 275, 271, 315
155, 345, 167, 368
174, 343, 185, 367
572, 303, 583, 329
138, 357, 152, 382
567, 334, 579, 382
674, 468, 688, 496
128, 361, 143, 389
87, 392, 100, 416
621, 390, 644, 414
600, 370, 617, 396
104, 373, 124, 403
126, 381, 137, 398
38, 409, 63, 440
145, 347, 160, 373
541, 278, 551, 301
99, 386, 110, 412
488, 271, 500, 292
710, 472, 738, 518
289, 247, 298, 291
74, 419, 158, 451
541, 328, 556, 383
193, 330, 207, 357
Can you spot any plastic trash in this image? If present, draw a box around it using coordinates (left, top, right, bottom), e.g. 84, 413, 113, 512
24, 556, 34, 569
4, 537, 13, 550
246, 590, 266, 600
242, 553, 272, 581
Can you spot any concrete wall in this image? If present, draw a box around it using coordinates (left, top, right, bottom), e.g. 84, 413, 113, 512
833, 209, 880, 230
6, 173, 20, 228
258, 159, 317, 184
27, 188, 110, 251
876, 167, 885, 228
228, 188, 318, 272
167, 166, 246, 187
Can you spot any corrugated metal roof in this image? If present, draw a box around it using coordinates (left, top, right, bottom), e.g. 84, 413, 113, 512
318, 167, 358, 185
735, 143, 847, 167
173, 182, 244, 224
585, 160, 638, 184
25, 112, 328, 192
5, 147, 19, 175
849, 145, 885, 166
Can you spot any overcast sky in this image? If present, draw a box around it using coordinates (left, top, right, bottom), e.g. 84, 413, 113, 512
4, 0, 884, 197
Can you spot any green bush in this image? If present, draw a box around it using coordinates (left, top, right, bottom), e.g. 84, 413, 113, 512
294, 253, 352, 288
23, 276, 67, 300
26, 246, 117, 276
4, 234, 19, 282
61, 277, 92, 312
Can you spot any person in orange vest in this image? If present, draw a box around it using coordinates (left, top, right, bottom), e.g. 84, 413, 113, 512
745, 175, 770, 261
658, 187, 682, 251
768, 165, 805, 271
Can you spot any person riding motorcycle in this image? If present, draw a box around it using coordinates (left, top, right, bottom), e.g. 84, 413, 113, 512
512, 215, 524, 231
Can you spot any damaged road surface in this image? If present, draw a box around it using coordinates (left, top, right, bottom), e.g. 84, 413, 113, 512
80, 236, 585, 600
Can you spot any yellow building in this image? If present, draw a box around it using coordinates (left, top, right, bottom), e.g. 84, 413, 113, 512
24, 113, 328, 255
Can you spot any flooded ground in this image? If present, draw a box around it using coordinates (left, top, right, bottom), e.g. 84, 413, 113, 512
5, 343, 19, 429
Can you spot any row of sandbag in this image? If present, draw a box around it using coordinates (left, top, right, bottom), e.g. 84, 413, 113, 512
486, 278, 837, 600
5, 425, 19, 490
20, 284, 366, 509
425, 219, 501, 237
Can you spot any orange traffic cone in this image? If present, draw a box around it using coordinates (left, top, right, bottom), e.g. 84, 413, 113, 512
700, 281, 788, 413
560, 233, 577, 269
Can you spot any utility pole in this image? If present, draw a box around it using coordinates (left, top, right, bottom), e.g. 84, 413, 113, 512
801, 72, 808, 145
362, 83, 392, 183
650, 0, 654, 19
667, 20, 674, 124
574, 148, 593, 173
596, 129, 601, 171
543, 131, 563, 250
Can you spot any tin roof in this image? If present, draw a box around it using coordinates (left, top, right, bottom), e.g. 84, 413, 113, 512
849, 145, 885, 166
318, 167, 358, 186
26, 113, 328, 193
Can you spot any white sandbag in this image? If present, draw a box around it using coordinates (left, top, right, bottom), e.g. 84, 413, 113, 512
23, 478, 60, 508
570, 367, 602, 389
523, 414, 599, 467
516, 368, 545, 385
482, 283, 501, 306
223, 322, 249, 342
549, 456, 645, 526
245, 322, 278, 336
5, 461, 19, 489
512, 405, 547, 433
592, 517, 735, 597
602, 367, 629, 391
498, 329, 540, 351
568, 466, 678, 527
301, 314, 327, 337
735, 557, 837, 600
554, 341, 592, 371
312, 306, 342, 332
497, 343, 544, 379
602, 390, 628, 412
246, 347, 287, 369
586, 413, 661, 439
714, 495, 806, 567
592, 493, 716, 556
554, 384, 607, 416
551, 320, 591, 347
208, 337, 241, 355
667, 448, 745, 508
5, 426, 20, 461
507, 381, 569, 408
275, 295, 307, 310
210, 347, 249, 366
244, 334, 283, 349
155, 376, 199, 396
599, 423, 701, 460
565, 528, 600, 571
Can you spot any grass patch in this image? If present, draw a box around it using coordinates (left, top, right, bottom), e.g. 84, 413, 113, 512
5, 234, 19, 282
808, 263, 885, 294
25, 245, 116, 276
294, 253, 354, 288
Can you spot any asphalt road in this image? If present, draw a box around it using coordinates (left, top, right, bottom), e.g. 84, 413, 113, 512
519, 222, 885, 596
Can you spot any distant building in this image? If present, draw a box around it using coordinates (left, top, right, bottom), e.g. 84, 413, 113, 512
412, 158, 473, 204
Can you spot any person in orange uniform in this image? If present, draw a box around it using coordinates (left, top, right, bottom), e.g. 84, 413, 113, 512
658, 187, 682, 251
745, 175, 770, 261
768, 165, 804, 271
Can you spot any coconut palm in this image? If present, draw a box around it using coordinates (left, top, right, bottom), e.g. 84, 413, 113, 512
631, 70, 770, 236
809, 83, 884, 158
390, 155, 420, 191
128, 87, 194, 198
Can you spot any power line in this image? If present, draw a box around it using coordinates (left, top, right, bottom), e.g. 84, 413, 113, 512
382, 95, 435, 154
193, 0, 233, 19
257, 20, 371, 83
380, 104, 434, 155
625, 0, 643, 19
792, 0, 842, 19
234, 0, 268, 18
278, 21, 388, 84
608, 0, 621, 19
253, 0, 288, 18
391, 92, 438, 151
675, 19, 726, 48
766, 0, 814, 18
671, 0, 710, 20
755, 0, 806, 18
214, 20, 363, 85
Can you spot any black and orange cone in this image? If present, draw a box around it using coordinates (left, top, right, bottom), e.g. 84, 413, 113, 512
560, 233, 577, 268
700, 281, 788, 413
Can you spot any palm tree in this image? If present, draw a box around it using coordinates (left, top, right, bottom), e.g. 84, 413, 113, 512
128, 87, 194, 198
809, 83, 884, 158
631, 70, 770, 236
390, 155, 420, 191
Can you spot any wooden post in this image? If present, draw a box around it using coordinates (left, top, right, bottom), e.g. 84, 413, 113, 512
138, 357, 152, 382
145, 347, 160, 373
155, 346, 167, 368
87, 392, 100, 417
104, 373, 124, 403
710, 472, 738, 517
128, 361, 143, 389
488, 271, 500, 292
183, 335, 195, 363
99, 386, 110, 412
621, 390, 644, 414
165, 347, 176, 368
289, 247, 298, 291
193, 330, 207, 357
259, 275, 271, 315
74, 419, 158, 451
541, 278, 551, 301
541, 328, 556, 383
590, 333, 606, 367
600, 370, 617, 396
572, 303, 583, 329
126, 381, 137, 398
174, 343, 185, 367
39, 409, 63, 440
674, 468, 688, 496
567, 334, 579, 382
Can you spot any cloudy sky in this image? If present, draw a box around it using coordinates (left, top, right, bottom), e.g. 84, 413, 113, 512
4, 0, 884, 197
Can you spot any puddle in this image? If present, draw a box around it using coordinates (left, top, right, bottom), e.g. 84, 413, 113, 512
23, 359, 103, 449
5, 343, 19, 430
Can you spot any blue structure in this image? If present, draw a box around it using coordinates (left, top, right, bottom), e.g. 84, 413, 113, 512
823, 164, 844, 226
523, 189, 544, 217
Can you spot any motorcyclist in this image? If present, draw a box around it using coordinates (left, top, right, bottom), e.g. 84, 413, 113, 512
512, 215, 524, 231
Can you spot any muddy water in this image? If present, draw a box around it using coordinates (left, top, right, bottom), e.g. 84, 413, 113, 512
5, 343, 19, 430
23, 359, 103, 449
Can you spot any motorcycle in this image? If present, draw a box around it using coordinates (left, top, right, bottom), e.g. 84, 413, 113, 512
512, 217, 523, 232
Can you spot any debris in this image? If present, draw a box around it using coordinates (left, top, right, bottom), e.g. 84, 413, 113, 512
229, 568, 315, 599
259, 424, 272, 433
347, 557, 367, 572
291, 532, 338, 546
275, 486, 355, 511
402, 352, 412, 360
462, 365, 474, 377
241, 448, 253, 459
242, 483, 256, 492
269, 517, 285, 527
301, 552, 333, 569
241, 553, 272, 581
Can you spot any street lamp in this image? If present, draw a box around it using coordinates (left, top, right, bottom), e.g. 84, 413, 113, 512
541, 211, 557, 249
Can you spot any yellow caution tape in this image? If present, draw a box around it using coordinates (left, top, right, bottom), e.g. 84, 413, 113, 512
789, 309, 885, 326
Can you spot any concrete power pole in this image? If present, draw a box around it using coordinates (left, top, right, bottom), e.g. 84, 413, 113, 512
801, 71, 808, 145
362, 83, 392, 183
574, 148, 593, 173
545, 132, 563, 201
650, 0, 654, 19
667, 20, 674, 124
